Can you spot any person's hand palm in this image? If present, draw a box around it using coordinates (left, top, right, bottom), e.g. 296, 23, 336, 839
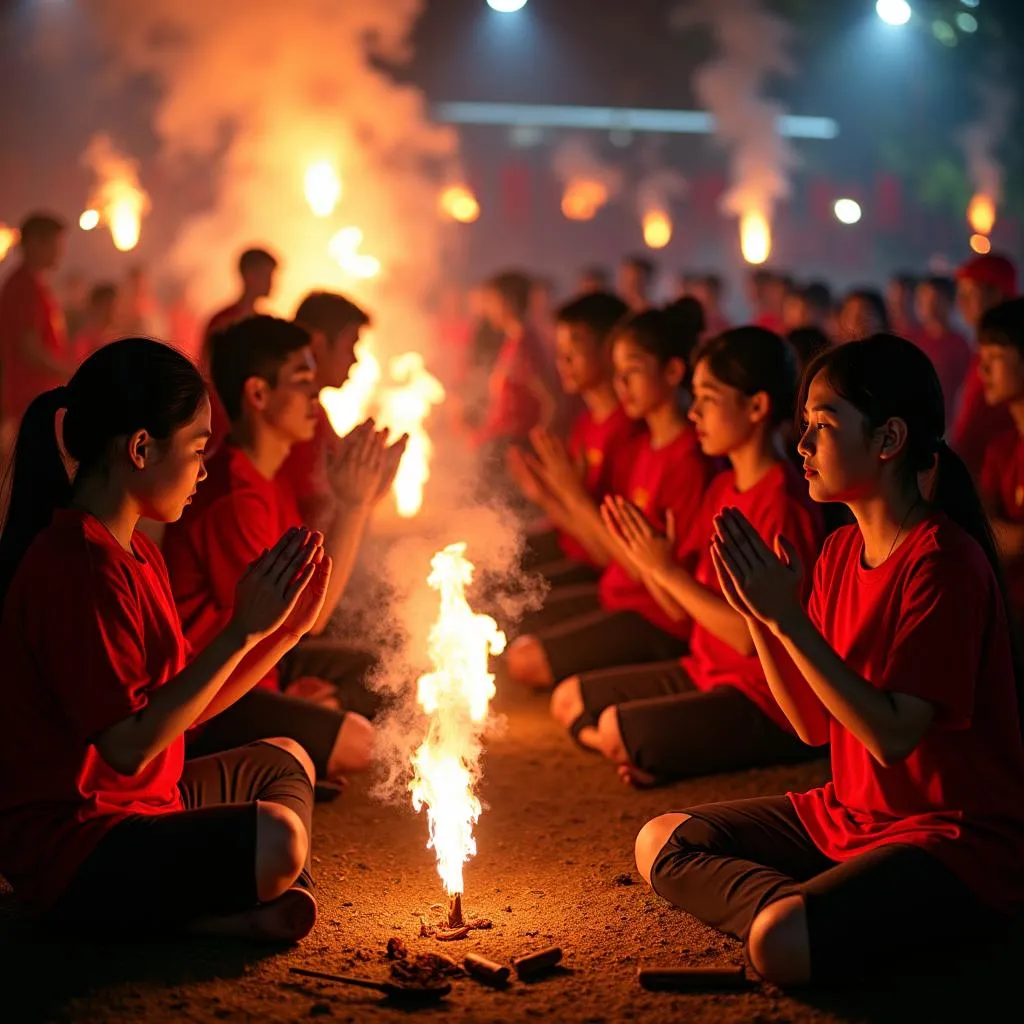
279, 551, 333, 639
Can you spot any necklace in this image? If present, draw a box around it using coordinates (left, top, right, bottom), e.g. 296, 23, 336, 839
883, 497, 922, 564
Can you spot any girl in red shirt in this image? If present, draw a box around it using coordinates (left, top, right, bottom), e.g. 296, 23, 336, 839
634, 334, 1024, 985
0, 338, 331, 942
506, 308, 712, 689
550, 327, 824, 783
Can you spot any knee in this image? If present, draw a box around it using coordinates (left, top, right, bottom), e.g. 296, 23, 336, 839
328, 713, 374, 776
746, 896, 810, 987
635, 812, 691, 886
260, 737, 316, 788
506, 636, 552, 688
549, 676, 582, 726
595, 705, 627, 763
255, 802, 308, 903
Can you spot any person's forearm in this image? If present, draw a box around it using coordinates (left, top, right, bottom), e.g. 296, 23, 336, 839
747, 620, 830, 745
641, 571, 688, 623
773, 609, 922, 762
649, 563, 754, 654
559, 489, 627, 568
313, 500, 372, 632
97, 624, 255, 775
20, 332, 70, 377
194, 631, 299, 724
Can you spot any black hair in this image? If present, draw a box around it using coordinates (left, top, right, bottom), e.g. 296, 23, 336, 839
238, 247, 278, 275
787, 326, 832, 375
211, 315, 312, 422
89, 282, 118, 307
580, 266, 610, 290
18, 211, 65, 244
978, 297, 1024, 358
0, 338, 207, 611
694, 326, 798, 427
611, 306, 700, 370
920, 275, 956, 303
802, 281, 833, 313
890, 272, 918, 291
843, 288, 890, 334
556, 291, 630, 343
750, 268, 776, 288
487, 270, 532, 320
294, 291, 371, 342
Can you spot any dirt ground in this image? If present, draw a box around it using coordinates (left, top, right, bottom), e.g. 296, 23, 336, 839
2, 679, 1020, 1024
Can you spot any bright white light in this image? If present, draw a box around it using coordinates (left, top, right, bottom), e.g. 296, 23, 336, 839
834, 198, 863, 225
876, 0, 912, 26
487, 0, 528, 11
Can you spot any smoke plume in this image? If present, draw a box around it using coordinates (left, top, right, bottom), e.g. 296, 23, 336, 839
960, 80, 1015, 207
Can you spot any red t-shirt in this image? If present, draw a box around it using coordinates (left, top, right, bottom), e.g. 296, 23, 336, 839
0, 510, 187, 909
277, 404, 341, 528
753, 312, 786, 336
789, 514, 1024, 911
0, 264, 67, 421
479, 328, 549, 443
597, 426, 713, 637
163, 442, 303, 691
952, 353, 1013, 479
980, 428, 1024, 624
910, 326, 971, 428
558, 406, 642, 564
203, 301, 248, 453
680, 462, 823, 729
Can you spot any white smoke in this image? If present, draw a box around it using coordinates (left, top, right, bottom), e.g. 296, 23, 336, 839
960, 80, 1015, 206
672, 0, 797, 224
636, 167, 688, 221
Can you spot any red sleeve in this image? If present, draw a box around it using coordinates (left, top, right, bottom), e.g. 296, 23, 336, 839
878, 555, 983, 728
38, 555, 155, 743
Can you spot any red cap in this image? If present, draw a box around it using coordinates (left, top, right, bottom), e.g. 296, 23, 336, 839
957, 253, 1018, 297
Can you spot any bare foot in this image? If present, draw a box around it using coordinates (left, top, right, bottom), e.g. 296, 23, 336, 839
575, 726, 604, 754
617, 762, 658, 789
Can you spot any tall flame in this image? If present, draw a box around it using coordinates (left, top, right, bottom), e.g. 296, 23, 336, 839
305, 161, 342, 218
440, 185, 480, 224
0, 225, 18, 262
409, 543, 506, 897
642, 209, 673, 249
82, 134, 150, 253
967, 192, 996, 236
740, 210, 771, 265
561, 179, 609, 222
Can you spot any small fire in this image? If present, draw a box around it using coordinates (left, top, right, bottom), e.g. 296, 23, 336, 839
740, 210, 771, 265
440, 185, 480, 224
561, 179, 609, 222
328, 226, 382, 280
79, 209, 100, 231
82, 134, 150, 253
0, 225, 18, 262
319, 335, 382, 439
305, 161, 342, 218
410, 543, 506, 905
968, 193, 996, 237
378, 353, 446, 518
970, 233, 992, 255
642, 209, 672, 249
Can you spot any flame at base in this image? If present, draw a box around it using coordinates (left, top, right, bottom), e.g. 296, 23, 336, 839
642, 209, 673, 249
968, 193, 996, 237
409, 543, 506, 897
740, 210, 771, 265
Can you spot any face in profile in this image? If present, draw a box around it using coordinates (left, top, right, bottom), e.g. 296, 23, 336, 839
138, 394, 213, 522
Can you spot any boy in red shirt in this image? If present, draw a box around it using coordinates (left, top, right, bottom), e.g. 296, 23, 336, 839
911, 275, 970, 426
163, 316, 405, 782
508, 291, 637, 584
280, 290, 370, 527
951, 252, 1018, 477
71, 283, 119, 366
635, 334, 1024, 986
0, 213, 71, 446
977, 297, 1024, 629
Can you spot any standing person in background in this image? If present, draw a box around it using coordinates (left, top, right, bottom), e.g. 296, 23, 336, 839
911, 276, 970, 427
690, 274, 731, 339
202, 248, 279, 451
952, 253, 1018, 478
0, 212, 71, 464
784, 282, 833, 336
747, 269, 786, 335
71, 284, 119, 366
885, 272, 919, 340
836, 288, 888, 344
578, 267, 611, 295
618, 256, 656, 313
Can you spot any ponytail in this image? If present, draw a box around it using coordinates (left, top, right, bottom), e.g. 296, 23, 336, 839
0, 388, 74, 611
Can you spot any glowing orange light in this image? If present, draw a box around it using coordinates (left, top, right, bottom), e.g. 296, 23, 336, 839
79, 209, 100, 231
970, 233, 992, 255
410, 543, 506, 902
440, 185, 480, 224
740, 211, 771, 265
0, 225, 18, 262
560, 179, 608, 222
328, 226, 381, 279
642, 209, 672, 249
83, 134, 150, 253
967, 193, 996, 236
304, 161, 342, 218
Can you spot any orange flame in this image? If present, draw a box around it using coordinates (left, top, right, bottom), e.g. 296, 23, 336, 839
409, 543, 506, 897
968, 193, 996, 236
440, 185, 480, 224
740, 211, 771, 265
642, 209, 672, 249
82, 134, 150, 253
304, 161, 342, 218
970, 233, 992, 255
328, 226, 381, 280
561, 179, 608, 222
0, 225, 18, 262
